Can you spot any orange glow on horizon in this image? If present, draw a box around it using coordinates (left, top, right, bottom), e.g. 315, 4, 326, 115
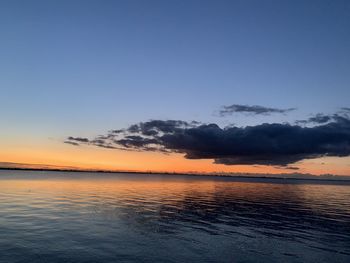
0, 138, 350, 176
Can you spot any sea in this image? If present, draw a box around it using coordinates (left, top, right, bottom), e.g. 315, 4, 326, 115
0, 170, 349, 263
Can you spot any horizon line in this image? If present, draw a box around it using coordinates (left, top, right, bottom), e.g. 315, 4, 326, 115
1, 163, 349, 181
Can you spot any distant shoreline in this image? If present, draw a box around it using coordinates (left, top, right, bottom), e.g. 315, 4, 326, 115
1, 167, 350, 182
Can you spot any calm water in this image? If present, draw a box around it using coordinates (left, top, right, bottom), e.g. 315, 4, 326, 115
0, 171, 350, 263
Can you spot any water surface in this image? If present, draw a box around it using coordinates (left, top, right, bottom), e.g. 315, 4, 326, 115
0, 170, 350, 262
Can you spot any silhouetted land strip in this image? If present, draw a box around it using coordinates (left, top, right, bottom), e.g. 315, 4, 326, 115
1, 167, 349, 183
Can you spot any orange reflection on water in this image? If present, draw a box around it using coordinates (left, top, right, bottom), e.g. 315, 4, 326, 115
2, 173, 350, 218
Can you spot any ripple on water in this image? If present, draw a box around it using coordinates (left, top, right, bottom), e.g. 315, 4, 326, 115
0, 170, 350, 263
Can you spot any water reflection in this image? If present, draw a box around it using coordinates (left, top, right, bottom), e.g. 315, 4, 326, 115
0, 171, 350, 263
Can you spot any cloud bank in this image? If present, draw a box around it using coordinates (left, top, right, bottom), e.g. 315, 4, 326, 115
66, 113, 350, 167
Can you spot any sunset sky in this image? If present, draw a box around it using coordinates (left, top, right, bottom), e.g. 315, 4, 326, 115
1, 0, 350, 175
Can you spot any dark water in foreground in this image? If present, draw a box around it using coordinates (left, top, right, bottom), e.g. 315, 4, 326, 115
0, 171, 350, 263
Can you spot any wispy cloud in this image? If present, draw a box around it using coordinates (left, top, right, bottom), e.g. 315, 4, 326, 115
218, 104, 296, 116
340, 107, 350, 112
67, 136, 89, 143
296, 109, 350, 125
64, 141, 80, 146
296, 113, 333, 125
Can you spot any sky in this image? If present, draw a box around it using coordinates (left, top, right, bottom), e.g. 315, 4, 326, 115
1, 0, 350, 175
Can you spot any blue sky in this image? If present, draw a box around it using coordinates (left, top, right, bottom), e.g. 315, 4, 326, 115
0, 0, 350, 173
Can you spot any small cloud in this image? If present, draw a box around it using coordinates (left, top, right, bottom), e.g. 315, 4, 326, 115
296, 113, 332, 125
296, 111, 350, 126
64, 141, 80, 146
340, 107, 350, 112
67, 136, 89, 143
219, 104, 296, 116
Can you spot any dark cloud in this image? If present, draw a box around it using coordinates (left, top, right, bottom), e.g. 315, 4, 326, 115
340, 107, 350, 113
308, 114, 332, 124
296, 113, 332, 125
116, 136, 160, 149
65, 136, 118, 149
64, 141, 79, 146
282, 166, 300, 170
219, 104, 296, 116
67, 136, 89, 143
128, 120, 198, 135
66, 116, 350, 167
296, 112, 350, 125
111, 129, 124, 134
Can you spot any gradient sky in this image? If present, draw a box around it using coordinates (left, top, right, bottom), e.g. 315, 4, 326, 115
1, 0, 350, 175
